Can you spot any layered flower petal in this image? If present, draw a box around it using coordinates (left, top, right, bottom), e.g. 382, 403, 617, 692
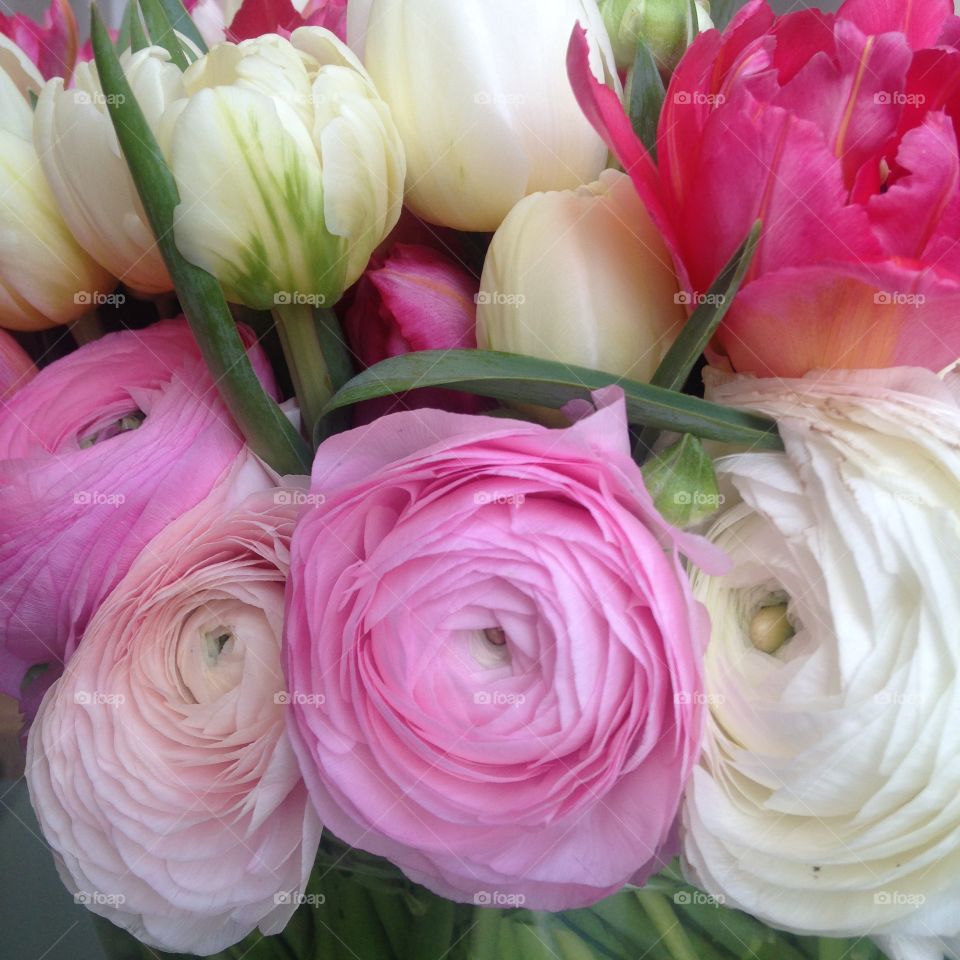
0, 319, 277, 718
27, 472, 321, 955
284, 389, 722, 910
684, 366, 960, 941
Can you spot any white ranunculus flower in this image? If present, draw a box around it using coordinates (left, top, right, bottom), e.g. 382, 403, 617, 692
349, 0, 621, 231
34, 46, 182, 295
683, 367, 960, 957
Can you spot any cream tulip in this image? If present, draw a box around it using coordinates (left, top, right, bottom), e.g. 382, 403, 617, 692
0, 63, 115, 331
349, 0, 621, 231
34, 46, 181, 295
477, 169, 684, 384
164, 27, 405, 310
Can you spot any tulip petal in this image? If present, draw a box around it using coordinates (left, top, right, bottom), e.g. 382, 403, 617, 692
678, 93, 880, 292
713, 261, 960, 377
170, 86, 340, 308
868, 112, 960, 269
837, 0, 952, 49
770, 8, 837, 85
774, 19, 911, 188
566, 23, 683, 279
659, 3, 774, 215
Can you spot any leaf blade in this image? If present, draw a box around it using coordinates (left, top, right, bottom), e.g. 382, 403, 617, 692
90, 7, 311, 475
322, 350, 782, 450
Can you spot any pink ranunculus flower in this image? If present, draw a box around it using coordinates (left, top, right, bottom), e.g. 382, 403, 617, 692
0, 329, 36, 398
283, 388, 724, 910
342, 242, 483, 418
0, 0, 77, 82
568, 0, 960, 378
0, 319, 277, 721
27, 466, 321, 956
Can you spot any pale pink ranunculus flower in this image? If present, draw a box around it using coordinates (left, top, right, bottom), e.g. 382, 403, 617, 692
0, 319, 277, 721
283, 387, 724, 910
27, 464, 321, 956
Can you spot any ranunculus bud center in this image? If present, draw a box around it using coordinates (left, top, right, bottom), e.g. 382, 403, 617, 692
78, 410, 145, 448
749, 603, 795, 654
204, 627, 234, 664
469, 626, 511, 668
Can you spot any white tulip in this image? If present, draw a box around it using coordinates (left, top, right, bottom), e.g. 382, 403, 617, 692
0, 63, 115, 330
164, 27, 405, 310
349, 0, 621, 231
34, 46, 182, 295
683, 366, 960, 954
477, 169, 683, 383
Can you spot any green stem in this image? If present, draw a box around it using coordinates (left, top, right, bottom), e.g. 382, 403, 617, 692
90, 9, 310, 476
273, 303, 333, 445
636, 891, 702, 960
468, 907, 504, 960
819, 939, 851, 960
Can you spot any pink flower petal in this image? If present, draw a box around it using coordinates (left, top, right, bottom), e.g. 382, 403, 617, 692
868, 111, 960, 264
713, 260, 960, 377
566, 24, 684, 283
0, 0, 77, 81
838, 0, 952, 50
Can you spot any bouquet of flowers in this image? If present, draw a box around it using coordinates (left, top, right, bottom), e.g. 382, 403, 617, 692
2, 0, 959, 957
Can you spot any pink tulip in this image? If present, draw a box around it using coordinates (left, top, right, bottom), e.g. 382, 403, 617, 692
0, 319, 277, 721
0, 330, 36, 399
343, 243, 483, 418
567, 0, 960, 377
283, 388, 724, 910
0, 0, 77, 81
226, 0, 347, 42
27, 469, 321, 955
